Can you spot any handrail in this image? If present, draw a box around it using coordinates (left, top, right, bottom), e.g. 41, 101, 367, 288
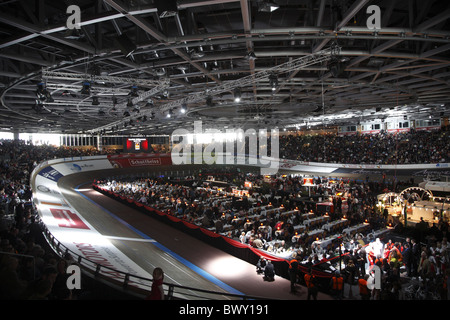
38, 221, 272, 300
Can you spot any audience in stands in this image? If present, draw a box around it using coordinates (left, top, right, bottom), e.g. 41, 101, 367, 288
95, 166, 449, 300
278, 128, 449, 165
1, 126, 449, 300
0, 140, 112, 300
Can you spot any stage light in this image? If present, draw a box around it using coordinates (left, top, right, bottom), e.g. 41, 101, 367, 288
269, 74, 278, 91
130, 85, 139, 97
246, 51, 257, 61
81, 81, 91, 95
127, 98, 133, 108
44, 91, 54, 103
92, 96, 99, 105
258, 1, 279, 12
36, 82, 45, 97
206, 96, 214, 107
234, 88, 241, 102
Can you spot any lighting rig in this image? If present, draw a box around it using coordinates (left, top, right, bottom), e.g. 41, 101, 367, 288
89, 43, 342, 134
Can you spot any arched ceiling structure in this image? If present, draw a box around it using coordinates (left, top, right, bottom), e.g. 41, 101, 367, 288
0, 0, 449, 135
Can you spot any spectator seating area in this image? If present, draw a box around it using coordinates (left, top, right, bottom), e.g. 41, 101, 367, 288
279, 128, 449, 164
95, 171, 449, 300
0, 140, 112, 300
95, 173, 392, 261
1, 127, 450, 300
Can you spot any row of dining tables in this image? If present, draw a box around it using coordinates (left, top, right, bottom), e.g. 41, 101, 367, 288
143, 184, 376, 245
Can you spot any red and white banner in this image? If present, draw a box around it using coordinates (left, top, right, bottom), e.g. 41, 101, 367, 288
50, 208, 90, 229
107, 153, 172, 168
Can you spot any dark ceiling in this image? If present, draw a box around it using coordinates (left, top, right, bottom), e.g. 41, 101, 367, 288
0, 0, 449, 135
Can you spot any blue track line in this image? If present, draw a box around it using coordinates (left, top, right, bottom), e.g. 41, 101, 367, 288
74, 183, 244, 296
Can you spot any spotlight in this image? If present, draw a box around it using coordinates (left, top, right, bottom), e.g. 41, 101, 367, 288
145, 99, 154, 108
328, 57, 346, 78
180, 104, 187, 113
269, 74, 278, 91
127, 98, 133, 108
234, 88, 241, 102
36, 82, 50, 101
92, 96, 100, 105
36, 82, 45, 96
246, 51, 257, 61
33, 100, 43, 113
81, 81, 91, 95
258, 1, 279, 12
44, 91, 54, 103
130, 85, 139, 97
206, 96, 214, 107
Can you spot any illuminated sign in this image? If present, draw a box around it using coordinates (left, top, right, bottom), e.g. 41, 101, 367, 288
124, 138, 151, 153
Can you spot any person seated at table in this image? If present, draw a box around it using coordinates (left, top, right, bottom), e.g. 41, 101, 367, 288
312, 242, 324, 256
245, 229, 254, 243
239, 232, 246, 243
252, 234, 265, 250
356, 234, 365, 246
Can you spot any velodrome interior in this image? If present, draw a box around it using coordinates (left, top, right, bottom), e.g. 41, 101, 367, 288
1, 0, 449, 303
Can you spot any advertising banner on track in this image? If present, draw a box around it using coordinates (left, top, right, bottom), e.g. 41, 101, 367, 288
32, 158, 153, 290
107, 153, 172, 168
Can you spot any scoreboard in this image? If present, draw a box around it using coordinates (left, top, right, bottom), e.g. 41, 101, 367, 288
123, 138, 152, 153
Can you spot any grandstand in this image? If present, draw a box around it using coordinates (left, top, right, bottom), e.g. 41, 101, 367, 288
0, 0, 449, 306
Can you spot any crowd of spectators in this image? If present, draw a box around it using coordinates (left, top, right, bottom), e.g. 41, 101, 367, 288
95, 169, 449, 300
0, 140, 115, 300
1, 125, 450, 300
278, 127, 449, 165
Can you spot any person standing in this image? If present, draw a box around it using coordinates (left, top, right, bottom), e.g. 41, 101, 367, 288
358, 274, 371, 300
330, 270, 344, 300
411, 238, 421, 276
146, 267, 165, 300
288, 257, 299, 293
402, 242, 413, 277
304, 268, 318, 300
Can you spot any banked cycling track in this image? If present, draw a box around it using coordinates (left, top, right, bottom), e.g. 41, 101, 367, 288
31, 153, 450, 300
